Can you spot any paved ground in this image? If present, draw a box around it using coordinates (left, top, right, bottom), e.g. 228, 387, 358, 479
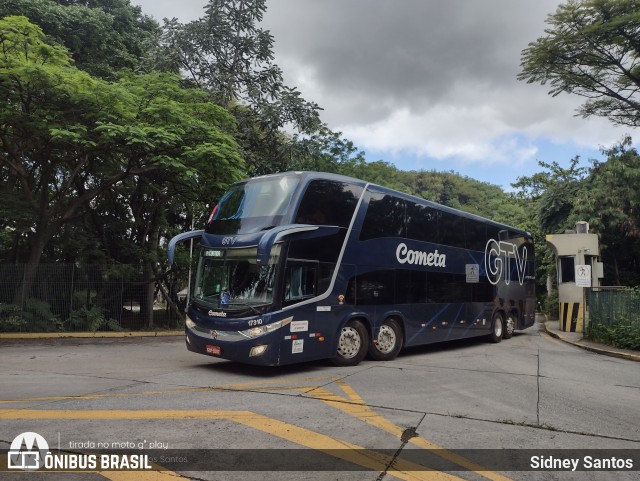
0, 317, 638, 481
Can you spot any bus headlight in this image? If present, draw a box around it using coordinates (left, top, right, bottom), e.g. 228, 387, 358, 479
249, 345, 268, 357
240, 317, 293, 339
185, 315, 196, 330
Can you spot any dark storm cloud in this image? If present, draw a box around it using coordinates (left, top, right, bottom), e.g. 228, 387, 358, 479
263, 0, 561, 124
133, 0, 626, 171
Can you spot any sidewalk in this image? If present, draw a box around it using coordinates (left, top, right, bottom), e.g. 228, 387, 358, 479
543, 319, 640, 362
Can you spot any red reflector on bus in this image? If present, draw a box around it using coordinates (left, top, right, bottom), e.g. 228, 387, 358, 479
206, 345, 221, 356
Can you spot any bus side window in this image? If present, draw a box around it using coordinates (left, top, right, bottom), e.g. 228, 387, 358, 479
406, 202, 439, 244
438, 211, 466, 248
345, 269, 395, 305
465, 219, 487, 251
284, 262, 317, 303
295, 180, 363, 227
360, 192, 406, 240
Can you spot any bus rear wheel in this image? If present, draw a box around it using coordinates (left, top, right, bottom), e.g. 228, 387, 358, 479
503, 313, 515, 339
331, 320, 369, 366
368, 318, 403, 361
487, 312, 503, 343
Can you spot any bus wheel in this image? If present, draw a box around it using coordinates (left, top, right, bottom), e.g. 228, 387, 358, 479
368, 319, 403, 361
503, 314, 515, 340
488, 313, 503, 343
331, 320, 369, 366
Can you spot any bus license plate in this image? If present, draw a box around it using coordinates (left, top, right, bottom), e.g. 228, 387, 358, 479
206, 345, 221, 356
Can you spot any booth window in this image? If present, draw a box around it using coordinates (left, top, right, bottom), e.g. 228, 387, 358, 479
559, 256, 575, 283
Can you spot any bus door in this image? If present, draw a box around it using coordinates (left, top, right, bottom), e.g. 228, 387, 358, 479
277, 259, 320, 363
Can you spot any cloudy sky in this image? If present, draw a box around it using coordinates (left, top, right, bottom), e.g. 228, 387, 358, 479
133, 0, 632, 189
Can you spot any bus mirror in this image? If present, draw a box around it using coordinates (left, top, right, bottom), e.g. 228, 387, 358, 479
167, 230, 204, 265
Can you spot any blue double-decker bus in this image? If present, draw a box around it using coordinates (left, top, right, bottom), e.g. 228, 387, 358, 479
168, 171, 535, 366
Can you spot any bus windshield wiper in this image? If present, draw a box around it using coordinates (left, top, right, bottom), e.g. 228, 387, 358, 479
225, 301, 262, 316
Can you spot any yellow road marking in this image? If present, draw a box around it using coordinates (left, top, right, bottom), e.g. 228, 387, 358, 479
304, 380, 514, 481
0, 377, 516, 480
0, 409, 464, 481
0, 331, 182, 339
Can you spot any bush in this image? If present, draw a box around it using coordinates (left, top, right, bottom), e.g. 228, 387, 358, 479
68, 306, 122, 332
0, 300, 65, 332
588, 319, 640, 351
542, 289, 559, 320
0, 303, 23, 332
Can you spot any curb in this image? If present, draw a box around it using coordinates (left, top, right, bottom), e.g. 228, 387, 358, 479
0, 330, 183, 340
543, 322, 640, 362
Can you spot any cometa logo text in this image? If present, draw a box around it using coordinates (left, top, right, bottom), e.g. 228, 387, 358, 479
396, 243, 446, 267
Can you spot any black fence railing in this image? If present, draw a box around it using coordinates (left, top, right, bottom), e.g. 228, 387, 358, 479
0, 264, 185, 332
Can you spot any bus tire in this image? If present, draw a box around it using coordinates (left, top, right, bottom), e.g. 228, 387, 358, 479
488, 312, 503, 343
331, 320, 369, 367
368, 318, 403, 361
503, 313, 515, 340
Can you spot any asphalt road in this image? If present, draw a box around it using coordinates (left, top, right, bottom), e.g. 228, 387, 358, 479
1, 319, 638, 481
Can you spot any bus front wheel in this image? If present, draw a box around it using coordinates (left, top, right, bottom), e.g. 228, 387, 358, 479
331, 320, 369, 366
368, 318, 403, 361
488, 313, 503, 343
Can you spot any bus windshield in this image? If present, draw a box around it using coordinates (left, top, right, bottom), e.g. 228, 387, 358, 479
206, 176, 300, 235
217, 178, 297, 219
193, 246, 281, 309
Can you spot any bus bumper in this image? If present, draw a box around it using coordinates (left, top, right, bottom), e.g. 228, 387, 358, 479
185, 329, 281, 366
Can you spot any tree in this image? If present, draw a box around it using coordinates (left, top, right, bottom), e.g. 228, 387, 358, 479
511, 157, 588, 232
0, 0, 160, 79
157, 0, 322, 174
519, 0, 640, 127
574, 137, 640, 284
512, 137, 640, 287
0, 16, 243, 307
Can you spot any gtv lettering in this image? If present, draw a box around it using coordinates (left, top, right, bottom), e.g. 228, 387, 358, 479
485, 239, 527, 286
396, 243, 446, 267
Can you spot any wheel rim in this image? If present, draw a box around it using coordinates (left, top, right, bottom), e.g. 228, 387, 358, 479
494, 317, 503, 337
375, 325, 397, 354
337, 326, 361, 359
506, 317, 515, 335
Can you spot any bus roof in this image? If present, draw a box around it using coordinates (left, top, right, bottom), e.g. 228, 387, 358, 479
239, 171, 529, 236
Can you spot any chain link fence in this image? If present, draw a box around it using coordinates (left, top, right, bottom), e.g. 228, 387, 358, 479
0, 264, 185, 332
587, 287, 640, 350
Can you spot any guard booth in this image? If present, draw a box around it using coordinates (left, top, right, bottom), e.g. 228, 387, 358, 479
546, 221, 604, 333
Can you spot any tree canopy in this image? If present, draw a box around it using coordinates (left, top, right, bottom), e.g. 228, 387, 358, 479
0, 0, 160, 79
519, 0, 640, 127
512, 138, 640, 286
0, 15, 243, 310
